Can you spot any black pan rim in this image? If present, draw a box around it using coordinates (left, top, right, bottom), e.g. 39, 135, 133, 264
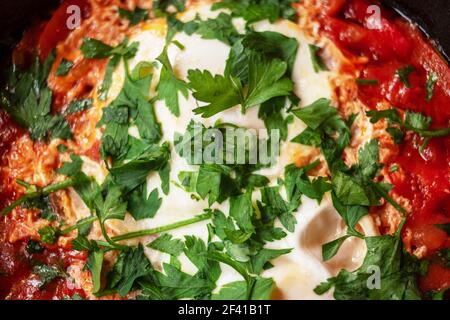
381, 0, 450, 63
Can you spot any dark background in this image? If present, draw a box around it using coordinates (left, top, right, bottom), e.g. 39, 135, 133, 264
0, 0, 449, 61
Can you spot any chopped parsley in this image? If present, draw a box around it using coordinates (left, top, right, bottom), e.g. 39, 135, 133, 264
367, 108, 450, 141
0, 51, 72, 141
291, 98, 352, 169
128, 186, 162, 220
26, 239, 44, 254
212, 0, 297, 24
38, 226, 60, 244
309, 44, 328, 73
63, 98, 93, 116
291, 99, 408, 259
396, 65, 415, 88
194, 12, 240, 45
189, 52, 293, 117
152, 0, 186, 17
32, 264, 66, 289
55, 58, 74, 76
425, 72, 438, 101
155, 42, 189, 116
315, 227, 426, 300
187, 30, 298, 117
118, 7, 149, 26
81, 38, 139, 100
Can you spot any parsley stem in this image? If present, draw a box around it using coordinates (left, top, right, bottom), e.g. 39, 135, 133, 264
60, 216, 98, 235
111, 212, 213, 242
414, 127, 450, 138
99, 215, 129, 250
1, 178, 79, 216
372, 182, 407, 215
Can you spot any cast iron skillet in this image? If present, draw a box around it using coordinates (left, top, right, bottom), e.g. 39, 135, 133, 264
0, 0, 449, 61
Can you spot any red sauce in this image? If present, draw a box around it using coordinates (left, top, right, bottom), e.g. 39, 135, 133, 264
420, 263, 450, 292
319, 0, 450, 293
0, 110, 21, 160
0, 110, 23, 212
0, 233, 88, 300
38, 0, 91, 59
0, 1, 91, 300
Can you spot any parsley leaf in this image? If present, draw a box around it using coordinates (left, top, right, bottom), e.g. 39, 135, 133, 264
21, 192, 58, 221
86, 249, 104, 293
405, 110, 431, 131
109, 143, 170, 192
148, 234, 185, 256
81, 38, 139, 100
425, 72, 438, 101
396, 65, 415, 88
239, 31, 299, 74
80, 38, 115, 58
244, 54, 293, 109
322, 235, 351, 262
212, 277, 275, 300
55, 58, 73, 76
98, 56, 120, 100
368, 108, 450, 139
63, 98, 93, 116
195, 164, 226, 205
189, 30, 297, 117
57, 154, 83, 176
106, 245, 151, 297
152, 0, 186, 17
32, 264, 65, 289
291, 98, 351, 169
38, 226, 60, 244
128, 186, 162, 220
250, 248, 292, 274
284, 161, 331, 209
229, 192, 255, 233
190, 54, 292, 117
323, 140, 406, 260
188, 69, 243, 117
118, 7, 148, 26
96, 185, 127, 223
366, 109, 402, 125
184, 236, 221, 283
195, 12, 240, 45
259, 186, 296, 232
100, 62, 162, 160
258, 97, 292, 141
309, 44, 328, 72
1, 52, 72, 141
26, 240, 44, 254
139, 263, 215, 300
315, 233, 424, 300
292, 98, 337, 129
156, 44, 189, 116
212, 0, 297, 24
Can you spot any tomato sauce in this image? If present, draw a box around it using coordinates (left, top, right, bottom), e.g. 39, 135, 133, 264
319, 0, 450, 293
0, 0, 91, 300
38, 0, 91, 59
0, 236, 87, 300
0, 110, 22, 212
